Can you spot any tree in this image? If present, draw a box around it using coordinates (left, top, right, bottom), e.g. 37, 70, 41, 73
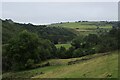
73, 49, 83, 57
4, 30, 56, 71
66, 46, 75, 58
71, 36, 84, 49
57, 46, 66, 59
84, 34, 100, 46
25, 59, 34, 69
5, 30, 41, 70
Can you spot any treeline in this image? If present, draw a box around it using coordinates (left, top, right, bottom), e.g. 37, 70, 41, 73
2, 19, 76, 44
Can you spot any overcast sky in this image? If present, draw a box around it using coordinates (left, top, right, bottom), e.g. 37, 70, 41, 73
2, 2, 118, 25
1, 0, 120, 2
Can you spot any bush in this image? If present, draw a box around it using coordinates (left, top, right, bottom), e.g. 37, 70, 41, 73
25, 59, 34, 69
87, 48, 96, 54
57, 46, 67, 59
66, 46, 75, 58
73, 49, 83, 57
84, 34, 100, 46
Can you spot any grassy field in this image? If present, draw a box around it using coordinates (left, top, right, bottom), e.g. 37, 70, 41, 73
49, 22, 112, 36
50, 22, 112, 29
2, 51, 118, 78
55, 43, 71, 49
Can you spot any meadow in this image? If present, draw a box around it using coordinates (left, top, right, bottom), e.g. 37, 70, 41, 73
49, 22, 112, 36
50, 22, 112, 29
2, 51, 118, 78
55, 43, 71, 49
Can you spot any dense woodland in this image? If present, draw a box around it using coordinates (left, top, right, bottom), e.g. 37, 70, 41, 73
2, 19, 76, 44
2, 19, 120, 72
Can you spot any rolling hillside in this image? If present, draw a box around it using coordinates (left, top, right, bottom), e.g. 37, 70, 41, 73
50, 22, 112, 29
2, 20, 118, 79
49, 22, 112, 36
2, 19, 76, 44
51, 22, 113, 49
2, 51, 118, 78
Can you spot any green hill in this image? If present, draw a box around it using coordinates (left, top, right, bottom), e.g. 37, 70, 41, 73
50, 22, 112, 29
49, 22, 112, 36
2, 20, 112, 44
2, 51, 118, 78
2, 20, 118, 79
2, 19, 76, 44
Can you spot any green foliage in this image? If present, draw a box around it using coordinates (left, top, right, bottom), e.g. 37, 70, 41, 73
96, 22, 120, 52
57, 46, 67, 59
2, 19, 76, 44
65, 46, 75, 58
100, 36, 117, 52
2, 19, 120, 72
71, 36, 84, 49
109, 22, 120, 49
2, 20, 23, 44
4, 30, 40, 70
25, 59, 34, 69
84, 34, 100, 45
71, 21, 120, 54
3, 30, 56, 71
41, 27, 76, 44
72, 49, 83, 57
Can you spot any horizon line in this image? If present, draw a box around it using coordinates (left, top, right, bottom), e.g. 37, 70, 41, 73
1, 18, 118, 25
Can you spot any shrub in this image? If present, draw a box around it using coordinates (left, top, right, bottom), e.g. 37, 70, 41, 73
73, 49, 83, 57
25, 59, 34, 69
